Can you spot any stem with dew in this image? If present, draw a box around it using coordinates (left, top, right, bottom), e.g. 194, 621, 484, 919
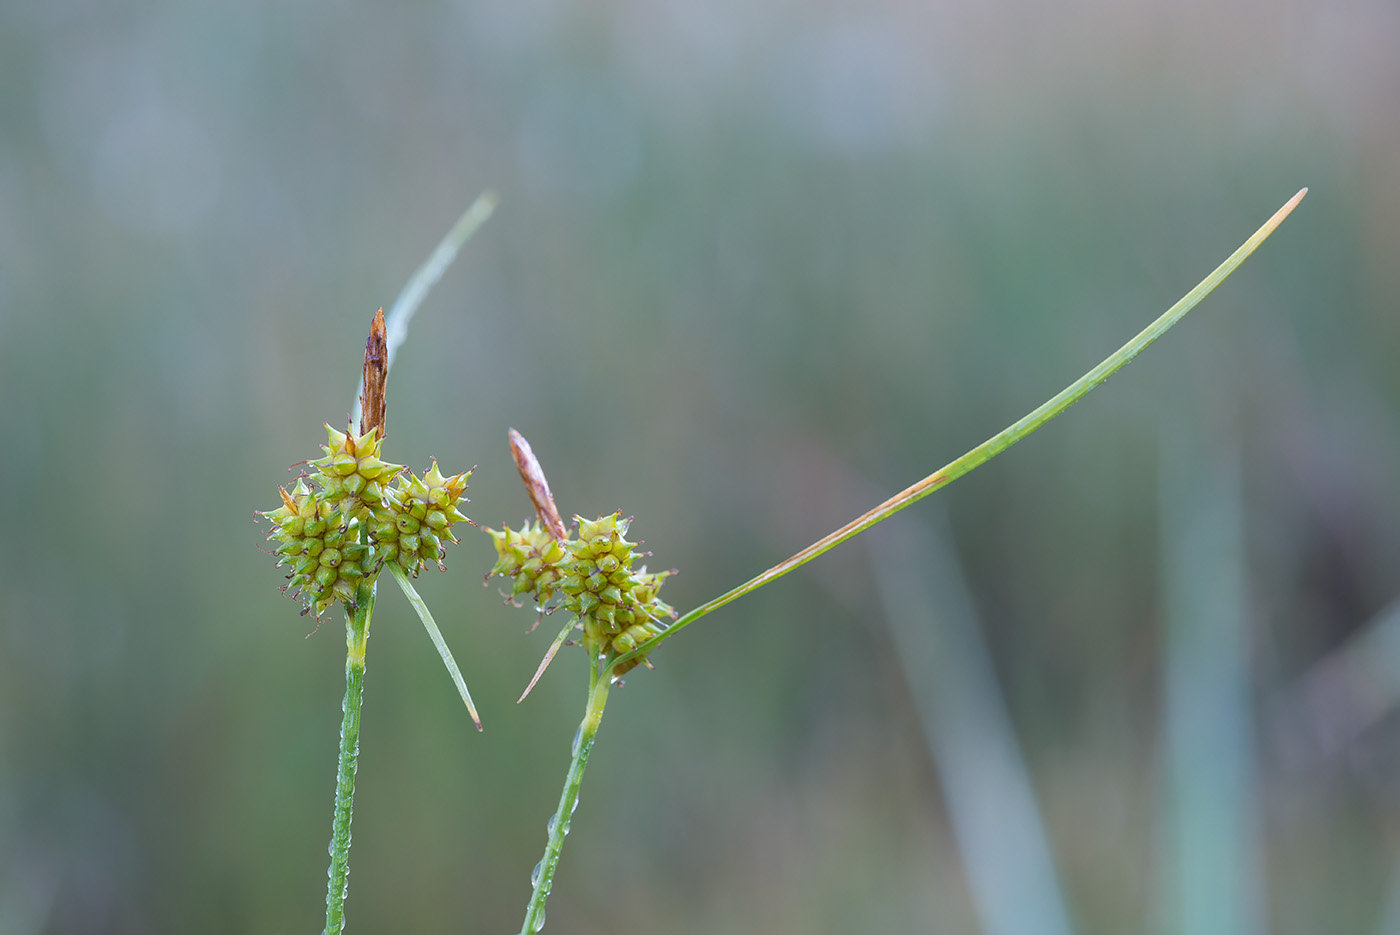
520, 645, 611, 935
324, 578, 375, 935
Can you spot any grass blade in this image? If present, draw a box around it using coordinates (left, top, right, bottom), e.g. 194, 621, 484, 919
609, 188, 1307, 674
351, 189, 499, 423
519, 616, 579, 703
387, 562, 482, 730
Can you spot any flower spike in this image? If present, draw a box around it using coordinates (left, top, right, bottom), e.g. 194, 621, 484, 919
261, 477, 378, 617
310, 423, 405, 519
374, 460, 474, 576
484, 430, 678, 682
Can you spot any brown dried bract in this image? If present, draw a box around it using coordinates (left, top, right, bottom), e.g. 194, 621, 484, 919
359, 308, 388, 437
508, 428, 567, 540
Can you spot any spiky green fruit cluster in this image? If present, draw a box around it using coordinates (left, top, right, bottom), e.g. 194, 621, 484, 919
310, 425, 403, 518
487, 512, 675, 673
372, 460, 474, 576
262, 426, 473, 617
263, 478, 379, 616
486, 521, 568, 605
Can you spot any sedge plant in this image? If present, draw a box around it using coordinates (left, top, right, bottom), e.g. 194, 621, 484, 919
484, 189, 1307, 934
256, 192, 496, 935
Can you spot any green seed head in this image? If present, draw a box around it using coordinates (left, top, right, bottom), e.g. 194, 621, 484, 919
564, 514, 675, 669
262, 478, 375, 617
485, 430, 678, 684
310, 424, 404, 519
488, 511, 677, 670
263, 432, 472, 618
486, 520, 567, 605
372, 460, 473, 576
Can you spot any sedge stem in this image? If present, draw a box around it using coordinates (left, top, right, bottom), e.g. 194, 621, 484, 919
609, 188, 1307, 676
520, 648, 611, 934
324, 579, 376, 935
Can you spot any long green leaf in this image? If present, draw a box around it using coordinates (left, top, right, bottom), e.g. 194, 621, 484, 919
609, 188, 1307, 675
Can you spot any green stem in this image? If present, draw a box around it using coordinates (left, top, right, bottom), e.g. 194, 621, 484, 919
520, 649, 612, 935
325, 580, 376, 935
608, 188, 1307, 676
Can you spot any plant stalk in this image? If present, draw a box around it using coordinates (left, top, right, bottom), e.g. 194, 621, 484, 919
608, 187, 1307, 676
520, 647, 612, 935
325, 580, 376, 935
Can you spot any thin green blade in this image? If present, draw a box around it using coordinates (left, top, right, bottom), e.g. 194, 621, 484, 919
387, 562, 483, 730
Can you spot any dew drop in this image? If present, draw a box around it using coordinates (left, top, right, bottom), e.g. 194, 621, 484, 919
570, 797, 580, 816
546, 814, 557, 836
570, 727, 582, 756
530, 860, 543, 887
533, 908, 546, 932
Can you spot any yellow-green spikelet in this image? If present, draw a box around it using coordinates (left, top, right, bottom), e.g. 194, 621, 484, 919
310, 424, 403, 519
486, 521, 568, 605
262, 478, 378, 616
609, 567, 675, 657
372, 460, 472, 575
557, 513, 676, 670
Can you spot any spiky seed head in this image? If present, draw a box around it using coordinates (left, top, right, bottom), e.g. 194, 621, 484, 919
487, 520, 567, 604
262, 478, 377, 617
372, 460, 473, 576
310, 424, 404, 518
263, 428, 473, 620
488, 511, 676, 669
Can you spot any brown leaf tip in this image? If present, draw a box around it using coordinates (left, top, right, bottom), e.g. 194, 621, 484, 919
508, 428, 567, 541
359, 308, 388, 437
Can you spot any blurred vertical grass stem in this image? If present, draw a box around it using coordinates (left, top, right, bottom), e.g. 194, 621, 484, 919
869, 515, 1076, 935
1159, 427, 1262, 934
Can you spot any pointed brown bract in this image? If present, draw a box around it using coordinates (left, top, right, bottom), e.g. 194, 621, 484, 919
359, 308, 388, 437
509, 428, 568, 540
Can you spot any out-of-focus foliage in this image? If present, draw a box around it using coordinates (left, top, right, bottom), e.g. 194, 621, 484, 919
1, 0, 1397, 932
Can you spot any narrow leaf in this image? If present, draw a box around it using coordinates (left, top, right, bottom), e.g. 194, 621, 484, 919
351, 189, 499, 423
387, 563, 483, 730
519, 617, 579, 703
608, 188, 1308, 675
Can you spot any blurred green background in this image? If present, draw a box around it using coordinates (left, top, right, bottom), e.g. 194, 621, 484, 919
3, 0, 1399, 932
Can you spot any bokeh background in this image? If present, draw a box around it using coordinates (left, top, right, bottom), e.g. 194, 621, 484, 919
3, 0, 1399, 932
